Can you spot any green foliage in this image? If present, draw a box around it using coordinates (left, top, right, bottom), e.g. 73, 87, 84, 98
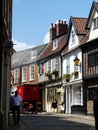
51, 69, 59, 75
45, 71, 51, 77
62, 73, 70, 81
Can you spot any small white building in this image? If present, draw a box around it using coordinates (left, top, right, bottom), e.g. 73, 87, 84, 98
62, 16, 88, 114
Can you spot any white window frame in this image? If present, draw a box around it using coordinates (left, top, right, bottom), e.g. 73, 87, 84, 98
31, 49, 37, 59
14, 69, 18, 83
55, 57, 59, 71
22, 67, 26, 82
30, 64, 34, 80
66, 58, 70, 73
47, 60, 51, 72
93, 17, 98, 29
73, 86, 82, 105
72, 31, 75, 43
53, 39, 58, 50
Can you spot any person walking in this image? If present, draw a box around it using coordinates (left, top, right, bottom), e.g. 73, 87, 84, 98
51, 99, 58, 113
10, 90, 22, 125
93, 90, 98, 130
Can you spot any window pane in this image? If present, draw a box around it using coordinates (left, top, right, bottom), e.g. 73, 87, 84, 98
73, 86, 81, 105
14, 69, 18, 83
88, 50, 98, 67
22, 67, 26, 82
30, 65, 34, 80
55, 57, 59, 70
48, 60, 51, 71
66, 59, 70, 73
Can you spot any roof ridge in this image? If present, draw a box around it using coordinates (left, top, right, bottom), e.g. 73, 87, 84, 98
72, 17, 87, 19
14, 43, 47, 53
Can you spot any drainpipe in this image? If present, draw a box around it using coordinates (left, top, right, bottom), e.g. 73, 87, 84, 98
60, 55, 66, 113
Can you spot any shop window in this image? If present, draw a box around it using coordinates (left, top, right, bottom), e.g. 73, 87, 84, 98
73, 86, 81, 105
88, 89, 96, 100
47, 88, 57, 102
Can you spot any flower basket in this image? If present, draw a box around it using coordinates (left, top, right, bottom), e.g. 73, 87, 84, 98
62, 74, 70, 82
72, 71, 78, 76
74, 71, 78, 76
52, 69, 59, 75
45, 71, 52, 80
52, 70, 59, 79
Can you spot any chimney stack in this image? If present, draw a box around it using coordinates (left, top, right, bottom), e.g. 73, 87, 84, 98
56, 20, 68, 36
49, 23, 56, 41
49, 20, 68, 41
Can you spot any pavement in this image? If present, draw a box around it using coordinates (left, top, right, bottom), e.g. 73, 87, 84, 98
6, 112, 95, 130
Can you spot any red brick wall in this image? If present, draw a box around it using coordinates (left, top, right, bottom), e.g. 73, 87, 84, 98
11, 64, 39, 87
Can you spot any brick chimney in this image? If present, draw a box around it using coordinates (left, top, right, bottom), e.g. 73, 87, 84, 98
49, 20, 68, 41
56, 20, 68, 36
49, 23, 56, 41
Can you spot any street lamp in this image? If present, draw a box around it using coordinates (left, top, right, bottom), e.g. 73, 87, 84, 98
73, 56, 81, 71
73, 56, 80, 65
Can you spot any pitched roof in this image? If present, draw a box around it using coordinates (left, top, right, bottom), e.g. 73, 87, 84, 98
79, 31, 89, 46
62, 17, 88, 55
80, 1, 98, 46
38, 34, 67, 61
11, 44, 47, 68
86, 1, 98, 29
67, 17, 88, 43
72, 17, 88, 35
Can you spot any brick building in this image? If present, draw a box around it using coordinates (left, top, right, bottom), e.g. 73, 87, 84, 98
11, 44, 47, 96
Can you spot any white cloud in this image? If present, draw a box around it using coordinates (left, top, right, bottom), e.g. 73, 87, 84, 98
43, 31, 50, 44
12, 39, 34, 52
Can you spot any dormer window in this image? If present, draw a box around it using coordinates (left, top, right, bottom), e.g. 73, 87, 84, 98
53, 39, 58, 50
93, 17, 98, 29
31, 49, 37, 59
72, 30, 76, 44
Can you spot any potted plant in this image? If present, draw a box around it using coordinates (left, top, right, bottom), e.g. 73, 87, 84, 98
52, 69, 59, 76
62, 73, 70, 82
72, 71, 78, 76
45, 71, 52, 80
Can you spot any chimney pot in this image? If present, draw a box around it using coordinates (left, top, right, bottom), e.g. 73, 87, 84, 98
63, 21, 66, 24
58, 20, 60, 24
51, 23, 53, 28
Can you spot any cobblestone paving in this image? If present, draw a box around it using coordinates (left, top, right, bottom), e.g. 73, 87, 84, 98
21, 113, 95, 130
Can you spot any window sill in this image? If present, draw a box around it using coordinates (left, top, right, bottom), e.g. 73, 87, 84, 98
29, 79, 34, 81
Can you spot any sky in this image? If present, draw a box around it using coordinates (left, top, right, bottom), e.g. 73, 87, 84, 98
12, 0, 95, 51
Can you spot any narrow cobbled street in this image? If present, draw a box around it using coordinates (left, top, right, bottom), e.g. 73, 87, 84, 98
7, 112, 95, 130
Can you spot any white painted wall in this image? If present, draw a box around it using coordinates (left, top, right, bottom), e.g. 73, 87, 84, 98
62, 48, 82, 80
68, 25, 79, 50
89, 11, 98, 40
